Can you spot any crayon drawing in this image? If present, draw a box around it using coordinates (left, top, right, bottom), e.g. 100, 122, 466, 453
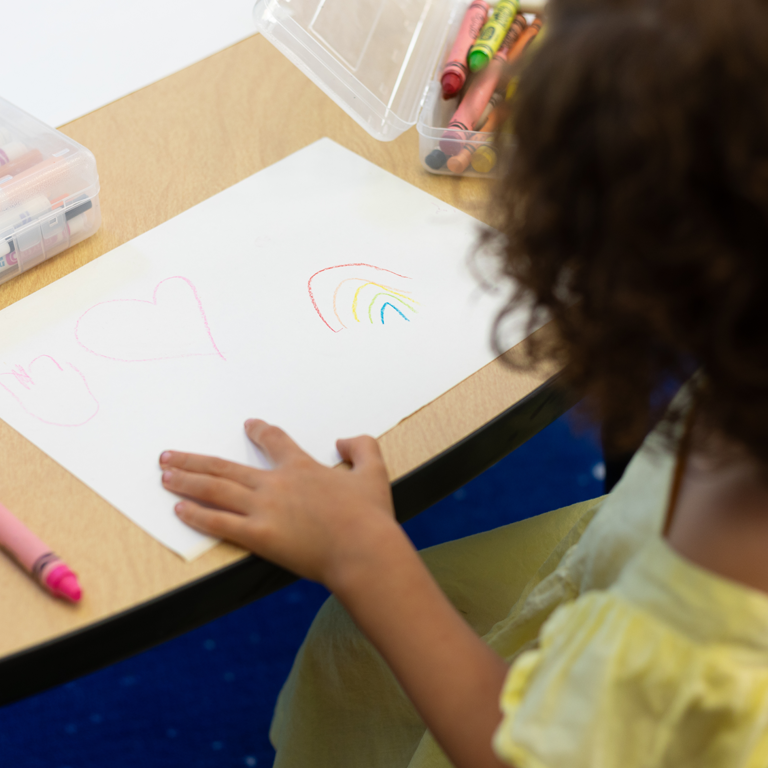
308, 263, 419, 333
0, 355, 99, 427
75, 276, 225, 362
0, 140, 523, 560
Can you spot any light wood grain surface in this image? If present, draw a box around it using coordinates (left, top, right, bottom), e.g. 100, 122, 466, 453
0, 33, 556, 659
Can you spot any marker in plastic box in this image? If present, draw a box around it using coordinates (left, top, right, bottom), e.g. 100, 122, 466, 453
0, 155, 60, 186
0, 196, 92, 273
0, 141, 28, 166
468, 0, 521, 72
0, 501, 82, 602
0, 195, 52, 274
0, 193, 52, 232
0, 148, 43, 179
0, 155, 69, 207
440, 0, 490, 99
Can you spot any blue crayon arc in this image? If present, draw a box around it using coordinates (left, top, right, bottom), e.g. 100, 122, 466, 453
381, 302, 410, 324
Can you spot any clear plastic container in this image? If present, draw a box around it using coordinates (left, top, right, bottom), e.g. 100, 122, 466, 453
254, 0, 507, 177
0, 97, 101, 285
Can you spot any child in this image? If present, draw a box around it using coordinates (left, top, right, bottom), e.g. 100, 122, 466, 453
158, 0, 768, 765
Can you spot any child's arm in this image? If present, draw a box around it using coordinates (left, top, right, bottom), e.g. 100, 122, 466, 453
160, 419, 513, 768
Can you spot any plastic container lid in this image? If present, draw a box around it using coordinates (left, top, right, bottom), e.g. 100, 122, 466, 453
254, 0, 462, 141
0, 96, 100, 283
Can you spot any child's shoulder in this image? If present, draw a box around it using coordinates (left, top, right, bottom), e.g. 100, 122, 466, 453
667, 452, 768, 597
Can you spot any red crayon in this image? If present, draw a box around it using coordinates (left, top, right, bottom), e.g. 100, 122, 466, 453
440, 0, 490, 99
439, 18, 526, 155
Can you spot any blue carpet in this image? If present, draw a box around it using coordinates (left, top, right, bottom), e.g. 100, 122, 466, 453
0, 410, 603, 768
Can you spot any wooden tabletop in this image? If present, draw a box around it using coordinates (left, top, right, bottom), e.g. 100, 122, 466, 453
0, 33, 556, 661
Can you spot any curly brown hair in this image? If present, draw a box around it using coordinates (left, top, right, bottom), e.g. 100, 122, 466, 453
492, 0, 768, 457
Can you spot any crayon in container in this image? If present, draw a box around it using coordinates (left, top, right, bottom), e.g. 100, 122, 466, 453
254, 0, 538, 178
0, 97, 101, 286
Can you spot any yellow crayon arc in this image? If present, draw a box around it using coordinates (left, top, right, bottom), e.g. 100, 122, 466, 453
332, 279, 416, 325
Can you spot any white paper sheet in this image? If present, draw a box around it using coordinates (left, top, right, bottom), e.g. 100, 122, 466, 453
0, 139, 534, 559
1, 1, 255, 127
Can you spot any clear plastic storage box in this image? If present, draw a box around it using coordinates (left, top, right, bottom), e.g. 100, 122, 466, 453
0, 97, 101, 285
254, 0, 511, 177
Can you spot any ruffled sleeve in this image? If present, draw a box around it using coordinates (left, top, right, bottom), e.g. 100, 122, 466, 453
492, 540, 768, 768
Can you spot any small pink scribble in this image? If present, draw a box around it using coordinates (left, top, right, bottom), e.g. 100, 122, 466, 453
0, 355, 100, 427
74, 276, 225, 362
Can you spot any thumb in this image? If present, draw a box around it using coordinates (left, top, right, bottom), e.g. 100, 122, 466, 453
336, 435, 384, 471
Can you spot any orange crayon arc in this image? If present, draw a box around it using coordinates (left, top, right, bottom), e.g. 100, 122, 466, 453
331, 277, 414, 329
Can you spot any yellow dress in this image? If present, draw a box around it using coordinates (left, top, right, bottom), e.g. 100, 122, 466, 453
270, 421, 768, 767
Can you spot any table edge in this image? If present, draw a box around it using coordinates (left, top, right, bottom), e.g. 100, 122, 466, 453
0, 373, 575, 707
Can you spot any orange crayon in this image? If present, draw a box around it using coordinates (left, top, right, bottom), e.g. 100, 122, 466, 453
439, 20, 524, 155
440, 1, 490, 99
446, 146, 474, 174
507, 15, 543, 64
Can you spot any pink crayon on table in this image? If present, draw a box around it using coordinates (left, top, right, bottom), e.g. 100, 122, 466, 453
439, 17, 526, 155
440, 0, 490, 99
0, 501, 82, 602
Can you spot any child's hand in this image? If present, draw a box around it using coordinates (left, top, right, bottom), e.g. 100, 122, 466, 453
159, 419, 397, 588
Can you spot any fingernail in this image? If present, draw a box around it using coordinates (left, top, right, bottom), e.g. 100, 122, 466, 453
160, 451, 172, 464
162, 470, 173, 483
244, 419, 254, 428
175, 502, 186, 515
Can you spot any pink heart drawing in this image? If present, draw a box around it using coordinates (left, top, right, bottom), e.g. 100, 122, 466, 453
74, 276, 225, 362
0, 355, 100, 427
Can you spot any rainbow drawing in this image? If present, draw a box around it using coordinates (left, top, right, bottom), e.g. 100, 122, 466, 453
308, 263, 419, 333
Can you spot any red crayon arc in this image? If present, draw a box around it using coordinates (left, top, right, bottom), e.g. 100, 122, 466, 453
440, 0, 490, 99
308, 263, 412, 333
439, 16, 526, 156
